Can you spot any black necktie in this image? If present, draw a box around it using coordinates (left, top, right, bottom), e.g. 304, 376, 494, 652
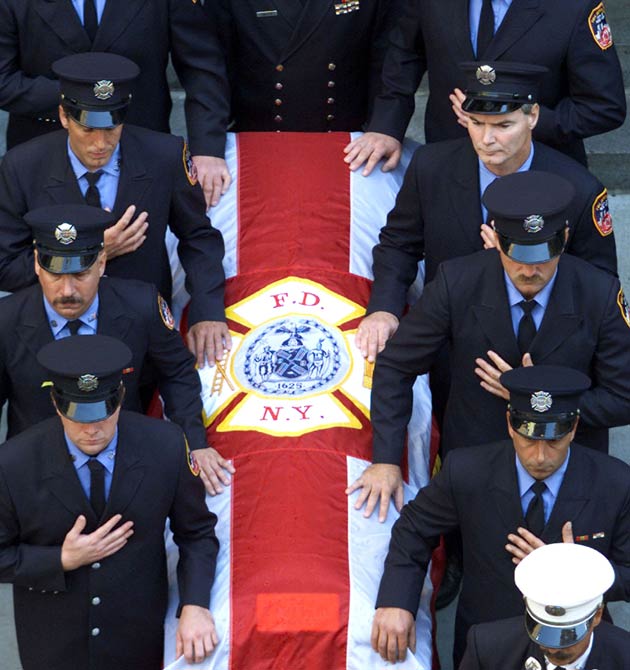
83, 0, 98, 42
525, 481, 546, 537
477, 0, 495, 56
66, 319, 82, 336
84, 170, 103, 208
87, 459, 106, 518
517, 300, 537, 355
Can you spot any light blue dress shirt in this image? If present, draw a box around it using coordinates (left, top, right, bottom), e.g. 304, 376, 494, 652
469, 0, 513, 55
68, 140, 120, 212
479, 143, 534, 222
516, 449, 570, 523
66, 428, 118, 501
43, 294, 99, 339
504, 268, 557, 336
71, 0, 107, 25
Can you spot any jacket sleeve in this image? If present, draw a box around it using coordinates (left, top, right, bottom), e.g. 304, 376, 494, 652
146, 285, 208, 450
606, 469, 630, 602
375, 453, 460, 613
168, 0, 230, 158
371, 264, 451, 464
367, 150, 426, 317
169, 432, 219, 609
367, 0, 427, 141
534, 1, 626, 147
458, 625, 483, 670
167, 136, 227, 325
0, 1, 60, 117
578, 279, 630, 430
0, 151, 37, 291
0, 467, 67, 592
566, 183, 617, 277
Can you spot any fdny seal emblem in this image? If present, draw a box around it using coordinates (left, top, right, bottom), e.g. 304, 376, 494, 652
235, 317, 346, 397
77, 374, 99, 392
55, 223, 77, 245
617, 289, 630, 328
589, 3, 613, 50
523, 215, 545, 234
93, 79, 115, 100
530, 390, 552, 413
592, 189, 613, 236
476, 65, 496, 85
185, 438, 201, 476
183, 143, 198, 186
545, 605, 566, 617
158, 294, 175, 330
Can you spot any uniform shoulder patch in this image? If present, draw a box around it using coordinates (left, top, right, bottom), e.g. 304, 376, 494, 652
617, 288, 630, 328
592, 188, 613, 236
158, 294, 175, 330
185, 438, 201, 477
182, 142, 198, 186
589, 2, 613, 50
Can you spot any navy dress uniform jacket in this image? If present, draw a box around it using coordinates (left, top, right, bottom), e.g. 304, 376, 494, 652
368, 139, 618, 319
0, 277, 208, 449
0, 125, 226, 326
0, 0, 229, 156
368, 0, 626, 164
376, 442, 630, 664
207, 0, 401, 132
460, 617, 630, 670
371, 251, 630, 458
0, 412, 219, 670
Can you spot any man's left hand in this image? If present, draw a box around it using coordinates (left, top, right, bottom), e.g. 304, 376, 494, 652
176, 605, 218, 664
371, 607, 416, 663
449, 87, 470, 129
506, 521, 574, 565
194, 446, 236, 496
475, 351, 533, 400
192, 155, 232, 209
187, 321, 233, 369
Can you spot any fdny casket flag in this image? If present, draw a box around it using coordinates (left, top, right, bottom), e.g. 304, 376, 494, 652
163, 133, 437, 670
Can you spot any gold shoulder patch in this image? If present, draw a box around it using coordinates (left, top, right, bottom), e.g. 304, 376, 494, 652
158, 294, 175, 330
182, 142, 198, 186
592, 189, 613, 236
588, 3, 613, 50
617, 289, 630, 328
185, 438, 201, 477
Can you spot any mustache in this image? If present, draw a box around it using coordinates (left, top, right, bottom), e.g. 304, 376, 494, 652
53, 296, 84, 306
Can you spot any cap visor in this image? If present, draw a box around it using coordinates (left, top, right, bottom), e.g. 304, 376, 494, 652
53, 391, 122, 423
462, 98, 523, 114
510, 412, 577, 440
66, 107, 127, 129
37, 251, 99, 274
525, 611, 593, 649
498, 232, 565, 264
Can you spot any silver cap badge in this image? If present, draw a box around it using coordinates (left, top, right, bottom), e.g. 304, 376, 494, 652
77, 374, 99, 392
93, 80, 115, 100
530, 391, 553, 413
54, 223, 77, 245
476, 65, 496, 86
523, 214, 545, 234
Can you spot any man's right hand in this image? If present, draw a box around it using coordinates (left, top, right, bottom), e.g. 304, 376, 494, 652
61, 514, 134, 571
343, 132, 402, 176
355, 311, 399, 363
371, 607, 416, 663
104, 205, 149, 259
345, 463, 404, 522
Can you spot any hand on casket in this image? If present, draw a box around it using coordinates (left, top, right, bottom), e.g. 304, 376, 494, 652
355, 311, 400, 363
343, 132, 402, 177
346, 463, 404, 523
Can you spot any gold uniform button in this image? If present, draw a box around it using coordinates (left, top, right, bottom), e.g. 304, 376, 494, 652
92, 597, 101, 606
274, 99, 282, 106
274, 115, 283, 123
275, 82, 283, 90
327, 81, 335, 88
327, 98, 335, 104
276, 64, 284, 72
326, 114, 335, 121
91, 628, 100, 637
328, 63, 336, 71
